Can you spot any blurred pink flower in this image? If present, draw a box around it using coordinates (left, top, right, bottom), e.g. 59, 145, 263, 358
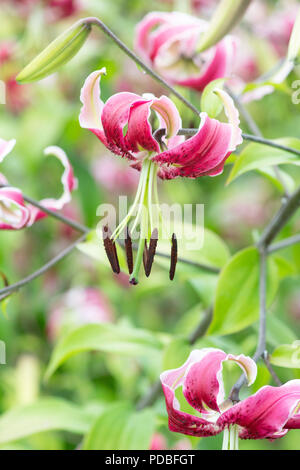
135, 11, 236, 92
161, 348, 300, 448
92, 155, 139, 194
150, 433, 192, 451
0, 142, 77, 230
47, 287, 114, 340
46, 0, 81, 22
287, 293, 300, 323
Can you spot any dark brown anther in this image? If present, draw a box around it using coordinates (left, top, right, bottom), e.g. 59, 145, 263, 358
102, 225, 120, 274
145, 228, 158, 277
125, 227, 133, 274
143, 240, 148, 274
169, 233, 177, 281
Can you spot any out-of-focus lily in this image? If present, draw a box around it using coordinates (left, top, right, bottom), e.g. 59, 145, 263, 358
47, 287, 114, 341
79, 68, 242, 284
161, 348, 300, 450
135, 12, 236, 92
0, 141, 77, 230
150, 432, 192, 450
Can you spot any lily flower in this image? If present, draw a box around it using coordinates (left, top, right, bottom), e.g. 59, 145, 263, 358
161, 348, 300, 450
0, 140, 77, 230
134, 11, 236, 92
79, 68, 242, 284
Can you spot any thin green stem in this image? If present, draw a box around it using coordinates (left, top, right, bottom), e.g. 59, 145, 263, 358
147, 162, 156, 235
129, 160, 151, 284
131, 160, 151, 235
111, 159, 149, 240
222, 428, 229, 450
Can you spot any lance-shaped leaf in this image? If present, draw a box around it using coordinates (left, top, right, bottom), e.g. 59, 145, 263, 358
45, 323, 165, 379
17, 20, 91, 83
270, 342, 300, 369
83, 403, 156, 450
288, 7, 300, 64
197, 0, 252, 52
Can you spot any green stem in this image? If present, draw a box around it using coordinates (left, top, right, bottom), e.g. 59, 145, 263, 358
129, 160, 151, 284
111, 159, 149, 240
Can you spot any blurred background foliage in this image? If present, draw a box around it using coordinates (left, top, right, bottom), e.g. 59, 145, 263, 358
0, 0, 299, 450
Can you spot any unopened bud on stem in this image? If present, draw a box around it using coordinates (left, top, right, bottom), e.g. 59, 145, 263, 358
16, 20, 91, 83
196, 0, 251, 52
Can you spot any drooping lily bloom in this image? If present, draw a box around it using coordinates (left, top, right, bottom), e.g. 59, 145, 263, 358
79, 68, 242, 284
0, 140, 77, 230
161, 348, 300, 450
135, 12, 236, 93
47, 287, 114, 341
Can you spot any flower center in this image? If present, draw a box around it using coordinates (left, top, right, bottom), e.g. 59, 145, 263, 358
102, 157, 177, 285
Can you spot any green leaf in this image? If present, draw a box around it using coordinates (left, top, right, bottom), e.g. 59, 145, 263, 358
77, 230, 127, 271
0, 398, 92, 445
83, 403, 155, 450
270, 341, 300, 369
265, 315, 297, 348
201, 79, 225, 118
272, 255, 296, 280
162, 337, 191, 371
227, 138, 300, 185
209, 247, 279, 336
157, 225, 230, 273
45, 323, 164, 379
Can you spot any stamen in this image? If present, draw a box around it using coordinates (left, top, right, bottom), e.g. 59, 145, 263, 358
169, 233, 177, 281
143, 240, 148, 274
102, 225, 120, 274
145, 228, 158, 277
125, 227, 133, 274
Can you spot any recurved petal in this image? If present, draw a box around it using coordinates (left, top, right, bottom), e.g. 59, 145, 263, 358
134, 11, 170, 60
27, 146, 77, 225
177, 37, 235, 92
101, 92, 142, 155
0, 187, 30, 230
0, 138, 16, 163
154, 112, 232, 177
125, 99, 159, 153
183, 349, 256, 413
218, 380, 300, 439
79, 68, 106, 131
151, 95, 182, 140
160, 349, 224, 437
213, 87, 243, 151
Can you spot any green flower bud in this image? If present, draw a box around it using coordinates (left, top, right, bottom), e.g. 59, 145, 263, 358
16, 20, 91, 83
196, 0, 251, 52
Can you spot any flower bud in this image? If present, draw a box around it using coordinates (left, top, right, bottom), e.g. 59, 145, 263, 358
16, 20, 91, 83
197, 0, 251, 52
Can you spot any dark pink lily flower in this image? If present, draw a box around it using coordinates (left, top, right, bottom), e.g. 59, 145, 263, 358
79, 68, 242, 284
0, 140, 77, 230
161, 348, 300, 449
79, 68, 242, 180
135, 11, 236, 93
